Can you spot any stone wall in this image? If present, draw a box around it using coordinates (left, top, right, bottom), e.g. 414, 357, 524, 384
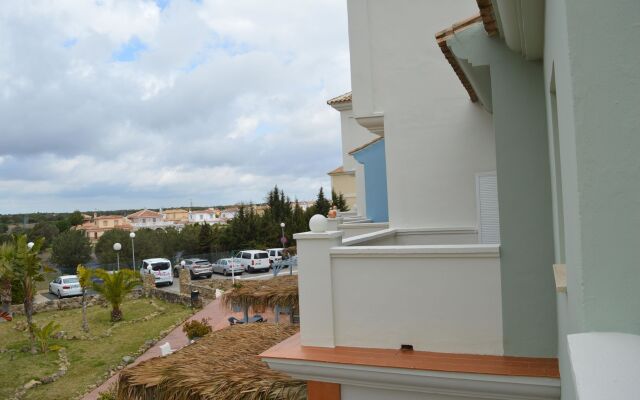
10, 294, 107, 316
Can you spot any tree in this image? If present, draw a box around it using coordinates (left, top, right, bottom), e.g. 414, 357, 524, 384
198, 223, 212, 254
91, 269, 140, 322
51, 230, 92, 272
0, 242, 15, 316
28, 221, 59, 248
76, 265, 92, 332
313, 187, 331, 216
331, 189, 349, 212
13, 235, 46, 353
55, 219, 71, 233
68, 211, 84, 227
95, 230, 131, 267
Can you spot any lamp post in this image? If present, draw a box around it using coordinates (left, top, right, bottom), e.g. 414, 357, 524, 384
130, 232, 136, 272
280, 222, 286, 246
27, 242, 34, 250
113, 242, 122, 272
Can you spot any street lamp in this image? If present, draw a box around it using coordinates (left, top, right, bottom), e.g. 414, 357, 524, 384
27, 242, 34, 250
113, 242, 122, 272
129, 232, 136, 272
280, 222, 286, 246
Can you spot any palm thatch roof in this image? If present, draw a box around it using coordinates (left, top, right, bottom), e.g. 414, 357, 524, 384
118, 324, 305, 400
222, 275, 298, 311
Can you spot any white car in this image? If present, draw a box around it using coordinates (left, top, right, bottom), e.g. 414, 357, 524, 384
212, 258, 245, 276
266, 248, 284, 265
49, 275, 82, 299
140, 258, 173, 286
234, 250, 270, 273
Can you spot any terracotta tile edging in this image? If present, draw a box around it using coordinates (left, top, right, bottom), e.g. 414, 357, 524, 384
261, 334, 560, 379
435, 14, 483, 103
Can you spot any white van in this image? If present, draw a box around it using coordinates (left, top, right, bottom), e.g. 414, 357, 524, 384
266, 248, 284, 265
234, 250, 270, 273
140, 258, 173, 286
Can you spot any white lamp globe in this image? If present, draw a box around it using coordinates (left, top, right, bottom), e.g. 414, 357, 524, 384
309, 214, 328, 233
27, 242, 35, 249
113, 243, 122, 251
280, 222, 285, 228
129, 232, 136, 239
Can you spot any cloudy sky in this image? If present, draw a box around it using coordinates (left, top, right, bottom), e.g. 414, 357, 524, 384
0, 0, 350, 214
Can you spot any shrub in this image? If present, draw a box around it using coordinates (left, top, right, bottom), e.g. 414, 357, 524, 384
182, 318, 212, 340
33, 320, 61, 353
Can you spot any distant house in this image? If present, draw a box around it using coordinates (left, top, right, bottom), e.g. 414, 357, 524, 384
162, 208, 189, 224
75, 214, 131, 243
188, 208, 221, 225
219, 207, 239, 220
127, 209, 178, 230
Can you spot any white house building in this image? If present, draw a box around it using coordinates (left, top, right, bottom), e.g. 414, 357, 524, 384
264, 0, 640, 399
127, 209, 182, 230
188, 208, 221, 225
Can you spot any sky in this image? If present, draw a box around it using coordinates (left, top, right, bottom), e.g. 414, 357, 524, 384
0, 0, 351, 214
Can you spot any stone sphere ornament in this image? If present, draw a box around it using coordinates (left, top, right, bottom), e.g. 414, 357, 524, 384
309, 214, 328, 233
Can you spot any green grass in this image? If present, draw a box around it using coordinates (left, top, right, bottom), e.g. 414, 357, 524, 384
0, 298, 193, 400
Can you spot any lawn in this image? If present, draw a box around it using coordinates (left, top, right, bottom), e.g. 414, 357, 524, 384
0, 298, 193, 400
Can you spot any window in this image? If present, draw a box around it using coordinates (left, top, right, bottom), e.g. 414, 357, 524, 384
142, 218, 146, 223
151, 262, 170, 271
63, 277, 79, 284
254, 252, 268, 259
103, 221, 107, 227
242, 253, 251, 259
153, 218, 156, 223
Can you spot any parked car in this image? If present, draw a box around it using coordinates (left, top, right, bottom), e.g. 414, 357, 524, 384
176, 258, 213, 279
49, 275, 82, 299
266, 248, 284, 265
234, 250, 270, 273
212, 258, 245, 276
140, 258, 173, 286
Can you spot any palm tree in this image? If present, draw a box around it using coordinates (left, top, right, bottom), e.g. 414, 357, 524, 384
0, 242, 16, 318
13, 235, 46, 353
76, 264, 92, 332
91, 269, 140, 322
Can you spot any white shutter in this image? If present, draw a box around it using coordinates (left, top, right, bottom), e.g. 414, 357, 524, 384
477, 174, 500, 244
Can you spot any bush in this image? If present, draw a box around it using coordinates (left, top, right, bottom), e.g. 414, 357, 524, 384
33, 320, 61, 353
182, 318, 212, 340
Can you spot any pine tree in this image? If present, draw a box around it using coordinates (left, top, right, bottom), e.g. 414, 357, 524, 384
331, 189, 349, 211
198, 223, 212, 254
314, 187, 331, 216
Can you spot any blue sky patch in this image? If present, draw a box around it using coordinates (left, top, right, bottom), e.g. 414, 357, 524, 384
154, 0, 170, 10
63, 38, 78, 48
111, 36, 148, 62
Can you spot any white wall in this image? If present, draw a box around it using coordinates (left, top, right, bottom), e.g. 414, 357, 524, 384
342, 385, 467, 400
347, 0, 496, 229
340, 106, 378, 172
330, 246, 503, 354
339, 222, 388, 239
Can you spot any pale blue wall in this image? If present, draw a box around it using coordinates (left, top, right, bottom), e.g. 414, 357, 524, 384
450, 25, 557, 357
352, 139, 388, 222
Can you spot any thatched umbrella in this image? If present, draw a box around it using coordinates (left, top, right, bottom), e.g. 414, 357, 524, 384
118, 324, 305, 400
222, 276, 298, 323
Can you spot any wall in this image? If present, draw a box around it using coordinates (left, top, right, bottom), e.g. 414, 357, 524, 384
330, 172, 357, 209
342, 386, 468, 400
448, 24, 557, 357
339, 222, 388, 239
352, 139, 388, 222
330, 246, 503, 354
544, 0, 640, 397
347, 0, 496, 230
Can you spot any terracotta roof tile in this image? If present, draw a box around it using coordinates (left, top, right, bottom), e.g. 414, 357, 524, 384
435, 14, 483, 103
476, 0, 499, 36
327, 91, 352, 105
127, 209, 162, 219
348, 136, 384, 155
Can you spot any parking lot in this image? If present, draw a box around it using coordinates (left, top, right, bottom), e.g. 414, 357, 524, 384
159, 265, 298, 294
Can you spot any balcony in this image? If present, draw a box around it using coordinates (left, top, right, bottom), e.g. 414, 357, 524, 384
294, 224, 503, 355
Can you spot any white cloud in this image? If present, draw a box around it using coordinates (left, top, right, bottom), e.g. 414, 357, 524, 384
0, 0, 350, 213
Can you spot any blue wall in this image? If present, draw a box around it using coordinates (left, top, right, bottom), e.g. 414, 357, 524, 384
352, 139, 388, 222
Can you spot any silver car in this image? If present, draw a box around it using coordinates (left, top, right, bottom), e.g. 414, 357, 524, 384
212, 258, 244, 276
177, 258, 213, 279
49, 275, 83, 299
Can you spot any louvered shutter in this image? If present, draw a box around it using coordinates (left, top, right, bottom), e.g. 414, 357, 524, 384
477, 174, 500, 244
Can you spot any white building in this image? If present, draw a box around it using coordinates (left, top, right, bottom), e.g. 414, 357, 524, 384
188, 208, 221, 225
127, 209, 182, 230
